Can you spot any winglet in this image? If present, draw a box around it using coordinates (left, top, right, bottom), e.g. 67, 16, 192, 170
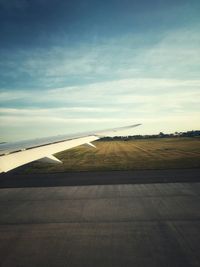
95, 123, 141, 137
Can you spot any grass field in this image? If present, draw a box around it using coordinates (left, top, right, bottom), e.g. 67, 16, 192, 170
19, 137, 200, 173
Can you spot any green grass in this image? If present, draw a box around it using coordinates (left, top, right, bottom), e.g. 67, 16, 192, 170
21, 137, 200, 173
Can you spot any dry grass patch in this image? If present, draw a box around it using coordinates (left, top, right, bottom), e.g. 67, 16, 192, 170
20, 138, 200, 173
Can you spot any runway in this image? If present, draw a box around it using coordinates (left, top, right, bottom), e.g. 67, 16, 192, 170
0, 169, 200, 267
0, 168, 200, 188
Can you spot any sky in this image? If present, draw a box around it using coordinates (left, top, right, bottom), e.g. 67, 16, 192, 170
0, 0, 200, 141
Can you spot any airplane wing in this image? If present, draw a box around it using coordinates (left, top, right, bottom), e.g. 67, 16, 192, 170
0, 124, 141, 173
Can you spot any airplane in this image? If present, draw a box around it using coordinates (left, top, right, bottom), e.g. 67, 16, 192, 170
0, 124, 141, 173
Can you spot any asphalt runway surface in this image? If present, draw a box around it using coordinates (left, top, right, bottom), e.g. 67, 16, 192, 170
0, 169, 200, 267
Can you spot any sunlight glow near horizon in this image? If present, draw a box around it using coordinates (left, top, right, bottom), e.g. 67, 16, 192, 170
0, 0, 200, 141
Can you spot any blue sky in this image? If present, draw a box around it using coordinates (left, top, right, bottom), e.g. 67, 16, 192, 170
0, 0, 200, 141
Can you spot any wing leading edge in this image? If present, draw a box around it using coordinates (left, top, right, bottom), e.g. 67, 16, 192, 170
0, 124, 141, 173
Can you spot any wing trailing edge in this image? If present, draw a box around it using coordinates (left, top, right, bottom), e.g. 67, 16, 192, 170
0, 123, 141, 173
0, 135, 98, 173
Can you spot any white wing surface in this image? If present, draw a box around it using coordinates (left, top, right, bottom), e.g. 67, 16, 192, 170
0, 124, 141, 173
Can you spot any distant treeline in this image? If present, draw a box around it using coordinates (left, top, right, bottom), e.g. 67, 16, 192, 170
98, 130, 200, 141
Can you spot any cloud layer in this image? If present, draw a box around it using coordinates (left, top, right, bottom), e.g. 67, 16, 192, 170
1, 77, 199, 141
0, 1, 200, 141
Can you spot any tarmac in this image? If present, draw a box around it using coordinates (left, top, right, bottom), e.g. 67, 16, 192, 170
0, 169, 200, 267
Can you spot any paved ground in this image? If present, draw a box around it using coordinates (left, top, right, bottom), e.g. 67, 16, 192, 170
0, 170, 200, 267
0, 168, 200, 188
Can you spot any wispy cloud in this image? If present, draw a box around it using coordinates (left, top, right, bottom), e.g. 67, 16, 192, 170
1, 78, 199, 108
0, 76, 199, 140
1, 21, 200, 140
0, 107, 119, 115
1, 25, 200, 90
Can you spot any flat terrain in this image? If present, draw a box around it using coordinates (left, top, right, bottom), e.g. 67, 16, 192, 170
17, 137, 200, 173
0, 178, 200, 267
0, 138, 199, 267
